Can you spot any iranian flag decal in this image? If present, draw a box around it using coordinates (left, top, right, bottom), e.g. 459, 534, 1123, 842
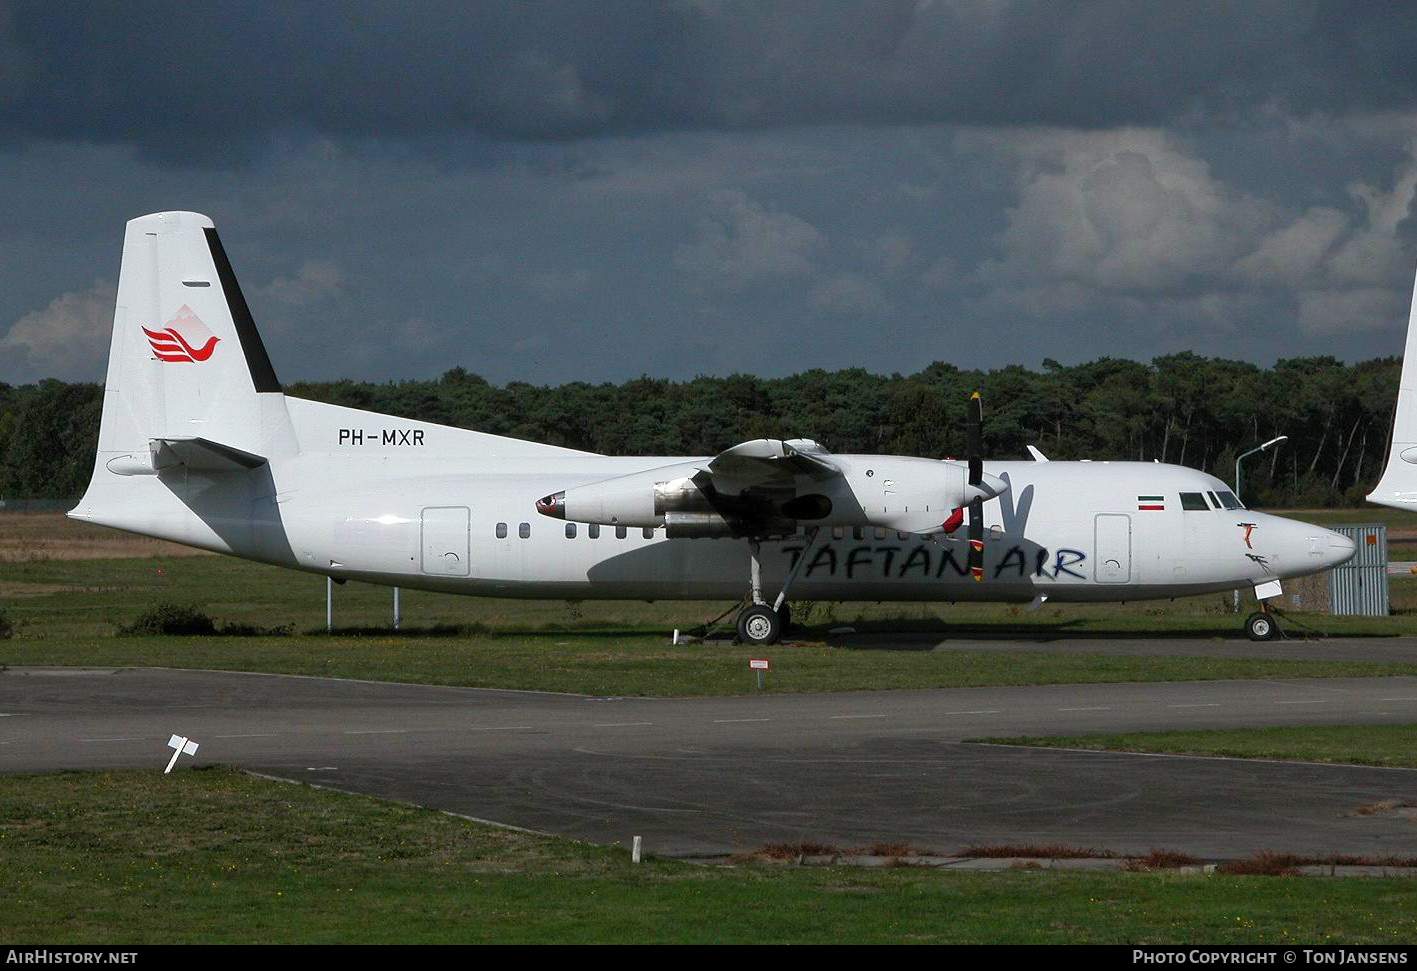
1137, 495, 1165, 511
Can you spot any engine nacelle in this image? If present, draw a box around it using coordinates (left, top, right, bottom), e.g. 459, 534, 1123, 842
558, 477, 659, 527
662, 511, 737, 538
653, 476, 716, 516
536, 463, 702, 528
834, 458, 1010, 534
534, 456, 1008, 536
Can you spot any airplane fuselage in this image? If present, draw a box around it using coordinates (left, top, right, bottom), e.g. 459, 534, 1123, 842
75, 404, 1353, 605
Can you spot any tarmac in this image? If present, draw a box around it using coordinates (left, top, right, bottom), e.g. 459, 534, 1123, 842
3, 657, 1416, 858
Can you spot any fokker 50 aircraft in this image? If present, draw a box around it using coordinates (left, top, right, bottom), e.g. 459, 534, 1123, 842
71, 211, 1357, 645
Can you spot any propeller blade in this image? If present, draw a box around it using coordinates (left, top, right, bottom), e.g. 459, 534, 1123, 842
967, 391, 982, 485
968, 497, 984, 581
967, 391, 985, 579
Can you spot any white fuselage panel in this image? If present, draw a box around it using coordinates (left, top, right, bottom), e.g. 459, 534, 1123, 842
73, 446, 1353, 604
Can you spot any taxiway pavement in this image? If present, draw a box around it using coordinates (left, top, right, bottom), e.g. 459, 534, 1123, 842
3, 665, 1415, 858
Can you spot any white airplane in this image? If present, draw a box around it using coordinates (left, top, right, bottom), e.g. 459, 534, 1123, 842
71, 211, 1356, 645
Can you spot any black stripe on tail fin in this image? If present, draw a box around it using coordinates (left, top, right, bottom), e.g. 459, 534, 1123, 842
203, 226, 281, 393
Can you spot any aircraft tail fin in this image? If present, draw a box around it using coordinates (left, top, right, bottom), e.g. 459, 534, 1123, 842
85, 211, 298, 477
1368, 264, 1417, 509
72, 212, 299, 530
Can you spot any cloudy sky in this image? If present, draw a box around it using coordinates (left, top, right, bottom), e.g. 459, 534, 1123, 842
4, 0, 1417, 386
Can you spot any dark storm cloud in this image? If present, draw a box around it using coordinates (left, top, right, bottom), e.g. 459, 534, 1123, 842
4, 2, 1417, 387
5, 1, 1417, 162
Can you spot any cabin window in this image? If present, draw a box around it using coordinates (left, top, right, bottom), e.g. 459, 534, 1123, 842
897, 530, 911, 541
1179, 492, 1209, 511
616, 525, 627, 539
496, 522, 507, 539
565, 523, 576, 539
588, 523, 600, 539
519, 522, 531, 539
874, 527, 887, 540
852, 526, 865, 541
642, 527, 654, 539
831, 526, 844, 540
1216, 491, 1244, 510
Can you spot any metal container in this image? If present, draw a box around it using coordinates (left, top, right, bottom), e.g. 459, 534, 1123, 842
1328, 523, 1389, 616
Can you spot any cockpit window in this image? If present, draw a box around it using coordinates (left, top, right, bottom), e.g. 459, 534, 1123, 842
1179, 492, 1209, 511
1216, 491, 1244, 510
1206, 491, 1222, 509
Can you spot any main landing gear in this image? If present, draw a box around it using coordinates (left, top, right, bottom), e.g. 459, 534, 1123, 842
737, 603, 789, 645
735, 529, 816, 646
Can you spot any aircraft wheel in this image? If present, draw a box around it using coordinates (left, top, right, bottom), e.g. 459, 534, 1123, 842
737, 604, 782, 646
1245, 611, 1277, 642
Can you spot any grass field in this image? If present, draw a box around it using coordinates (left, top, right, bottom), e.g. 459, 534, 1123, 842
3, 768, 1415, 944
7, 512, 1417, 695
981, 723, 1417, 770
12, 633, 1417, 695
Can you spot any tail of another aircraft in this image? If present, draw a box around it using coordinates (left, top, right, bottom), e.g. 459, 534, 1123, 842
1369, 266, 1417, 509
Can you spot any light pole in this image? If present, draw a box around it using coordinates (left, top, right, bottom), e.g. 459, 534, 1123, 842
1234, 435, 1288, 505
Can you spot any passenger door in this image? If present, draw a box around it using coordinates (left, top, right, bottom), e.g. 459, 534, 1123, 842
421, 506, 470, 577
1094, 513, 1131, 583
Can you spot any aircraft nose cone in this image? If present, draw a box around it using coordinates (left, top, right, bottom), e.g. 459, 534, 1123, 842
1324, 529, 1356, 568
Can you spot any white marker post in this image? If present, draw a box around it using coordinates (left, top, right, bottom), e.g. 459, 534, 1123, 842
326, 575, 334, 633
750, 657, 770, 691
393, 586, 401, 632
632, 835, 643, 864
164, 734, 199, 774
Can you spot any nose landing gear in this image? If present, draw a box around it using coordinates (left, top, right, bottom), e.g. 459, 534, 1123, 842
1244, 610, 1278, 641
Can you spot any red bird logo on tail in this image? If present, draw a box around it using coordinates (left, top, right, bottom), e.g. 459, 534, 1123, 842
143, 305, 219, 362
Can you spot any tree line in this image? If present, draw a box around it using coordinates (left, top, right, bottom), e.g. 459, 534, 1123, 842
0, 353, 1399, 508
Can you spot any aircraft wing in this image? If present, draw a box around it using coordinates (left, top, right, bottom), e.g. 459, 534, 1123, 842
702, 438, 839, 488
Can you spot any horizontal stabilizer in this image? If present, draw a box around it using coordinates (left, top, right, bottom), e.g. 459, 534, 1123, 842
155, 437, 266, 472
105, 437, 267, 476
